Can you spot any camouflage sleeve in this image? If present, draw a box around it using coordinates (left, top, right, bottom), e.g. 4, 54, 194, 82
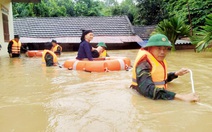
166, 72, 178, 82
136, 60, 176, 100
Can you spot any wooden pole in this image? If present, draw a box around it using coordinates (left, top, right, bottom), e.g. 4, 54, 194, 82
187, 1, 193, 35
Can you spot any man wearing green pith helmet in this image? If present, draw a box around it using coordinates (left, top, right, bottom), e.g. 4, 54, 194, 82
131, 34, 199, 102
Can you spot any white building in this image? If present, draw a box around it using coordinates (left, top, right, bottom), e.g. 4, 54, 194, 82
0, 0, 39, 56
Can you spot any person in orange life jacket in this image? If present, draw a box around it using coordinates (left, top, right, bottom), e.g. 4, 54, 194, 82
7, 35, 22, 58
51, 40, 62, 55
131, 34, 199, 102
76, 30, 94, 61
42, 50, 58, 67
91, 42, 109, 58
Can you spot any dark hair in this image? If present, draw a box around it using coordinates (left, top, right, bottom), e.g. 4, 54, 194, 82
14, 35, 20, 39
80, 30, 93, 42
51, 40, 57, 43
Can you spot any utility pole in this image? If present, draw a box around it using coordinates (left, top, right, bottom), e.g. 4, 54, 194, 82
187, 1, 193, 35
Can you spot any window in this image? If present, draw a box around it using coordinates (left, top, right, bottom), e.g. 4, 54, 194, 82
2, 13, 9, 42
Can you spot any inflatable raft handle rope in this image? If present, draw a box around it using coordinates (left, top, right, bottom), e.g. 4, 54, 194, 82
188, 69, 212, 109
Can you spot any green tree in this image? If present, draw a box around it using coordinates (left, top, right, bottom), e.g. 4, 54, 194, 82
58, 0, 75, 16
74, 0, 103, 16
164, 0, 212, 28
13, 0, 67, 17
136, 0, 168, 25
119, 0, 138, 24
152, 16, 191, 51
32, 0, 50, 17
13, 3, 31, 17
191, 14, 212, 52
104, 0, 138, 24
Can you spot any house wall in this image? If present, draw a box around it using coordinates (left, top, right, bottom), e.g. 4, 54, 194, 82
0, 0, 14, 56
175, 44, 195, 50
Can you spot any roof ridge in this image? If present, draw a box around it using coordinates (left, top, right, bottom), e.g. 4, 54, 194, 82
14, 15, 127, 19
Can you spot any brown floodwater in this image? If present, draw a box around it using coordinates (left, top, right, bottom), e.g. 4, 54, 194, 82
0, 50, 212, 132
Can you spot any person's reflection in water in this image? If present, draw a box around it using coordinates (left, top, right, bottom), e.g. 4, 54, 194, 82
9, 58, 22, 67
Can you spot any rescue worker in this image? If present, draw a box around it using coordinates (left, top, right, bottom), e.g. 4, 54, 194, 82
8, 35, 22, 58
92, 42, 109, 58
131, 34, 199, 102
42, 50, 58, 67
51, 40, 62, 55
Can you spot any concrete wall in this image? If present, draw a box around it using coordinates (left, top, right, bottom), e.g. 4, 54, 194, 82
0, 0, 14, 56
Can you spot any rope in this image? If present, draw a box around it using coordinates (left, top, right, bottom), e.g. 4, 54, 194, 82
188, 69, 212, 110
188, 69, 195, 93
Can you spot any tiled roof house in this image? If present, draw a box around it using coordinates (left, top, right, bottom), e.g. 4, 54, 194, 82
133, 25, 193, 49
133, 25, 156, 40
14, 16, 142, 51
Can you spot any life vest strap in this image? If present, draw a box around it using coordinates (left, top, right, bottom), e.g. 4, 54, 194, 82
133, 78, 165, 85
154, 80, 166, 85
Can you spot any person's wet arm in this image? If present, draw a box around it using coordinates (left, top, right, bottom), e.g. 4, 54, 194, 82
54, 46, 61, 55
8, 41, 13, 53
136, 61, 176, 100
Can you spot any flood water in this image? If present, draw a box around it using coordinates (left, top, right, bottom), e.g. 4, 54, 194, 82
0, 50, 212, 132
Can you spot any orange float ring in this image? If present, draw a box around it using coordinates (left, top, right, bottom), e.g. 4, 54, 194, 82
63, 57, 131, 72
26, 50, 43, 57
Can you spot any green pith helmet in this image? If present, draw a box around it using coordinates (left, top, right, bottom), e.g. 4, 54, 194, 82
144, 34, 172, 48
97, 42, 107, 48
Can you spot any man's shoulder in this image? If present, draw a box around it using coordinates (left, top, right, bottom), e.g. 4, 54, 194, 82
137, 58, 151, 69
9, 40, 13, 44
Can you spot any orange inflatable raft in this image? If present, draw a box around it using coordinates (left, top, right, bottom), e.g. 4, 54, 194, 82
63, 57, 131, 72
26, 50, 43, 57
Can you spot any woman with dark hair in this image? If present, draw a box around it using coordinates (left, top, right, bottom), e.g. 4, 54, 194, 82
76, 30, 94, 61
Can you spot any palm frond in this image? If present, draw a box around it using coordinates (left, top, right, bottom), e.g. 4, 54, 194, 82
153, 16, 190, 51
192, 13, 212, 52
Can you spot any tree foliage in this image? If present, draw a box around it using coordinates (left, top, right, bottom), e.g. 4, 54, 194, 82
191, 13, 212, 52
136, 0, 168, 25
109, 0, 138, 23
152, 16, 191, 51
164, 0, 212, 28
13, 0, 104, 17
12, 0, 212, 29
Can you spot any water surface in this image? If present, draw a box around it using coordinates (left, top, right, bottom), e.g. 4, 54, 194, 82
0, 50, 212, 132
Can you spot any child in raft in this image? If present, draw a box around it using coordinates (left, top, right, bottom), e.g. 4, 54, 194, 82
91, 42, 109, 58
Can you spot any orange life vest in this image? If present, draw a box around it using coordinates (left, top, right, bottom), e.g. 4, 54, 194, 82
42, 50, 58, 65
99, 50, 107, 58
132, 48, 168, 89
11, 40, 21, 54
51, 44, 62, 53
